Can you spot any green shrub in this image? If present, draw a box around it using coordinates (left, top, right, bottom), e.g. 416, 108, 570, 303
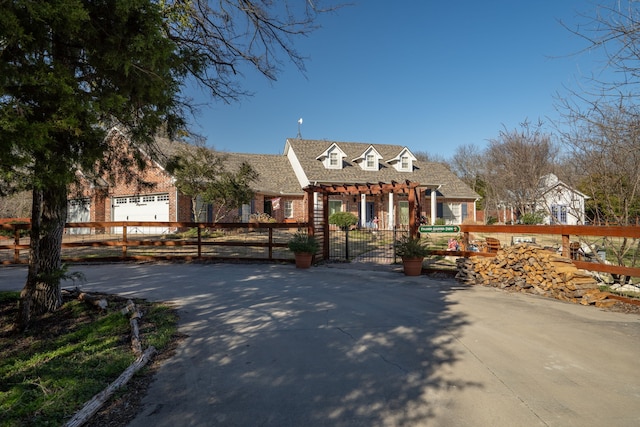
395, 235, 430, 258
329, 212, 359, 230
287, 232, 320, 253
519, 211, 545, 225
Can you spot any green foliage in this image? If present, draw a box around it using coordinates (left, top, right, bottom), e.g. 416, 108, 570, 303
0, 0, 186, 319
167, 143, 258, 222
329, 211, 359, 229
434, 218, 447, 225
0, 0, 330, 319
395, 235, 430, 258
0, 222, 29, 239
519, 211, 545, 225
287, 232, 320, 253
0, 291, 19, 303
0, 292, 178, 426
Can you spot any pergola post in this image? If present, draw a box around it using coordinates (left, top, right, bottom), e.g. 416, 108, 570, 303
306, 189, 314, 238
303, 180, 421, 256
322, 192, 329, 259
408, 186, 417, 238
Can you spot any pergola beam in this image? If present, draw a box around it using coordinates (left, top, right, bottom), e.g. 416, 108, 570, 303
304, 180, 419, 196
303, 180, 423, 259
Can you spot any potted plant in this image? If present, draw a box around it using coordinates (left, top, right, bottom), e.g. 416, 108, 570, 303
287, 232, 320, 268
395, 234, 429, 276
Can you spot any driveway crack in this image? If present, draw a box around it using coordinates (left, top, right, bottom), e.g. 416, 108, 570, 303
336, 327, 355, 340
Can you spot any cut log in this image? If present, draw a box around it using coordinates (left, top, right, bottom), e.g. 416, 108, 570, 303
77, 292, 108, 310
64, 346, 156, 427
456, 244, 612, 306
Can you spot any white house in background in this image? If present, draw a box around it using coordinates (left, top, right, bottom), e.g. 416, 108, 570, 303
535, 174, 589, 225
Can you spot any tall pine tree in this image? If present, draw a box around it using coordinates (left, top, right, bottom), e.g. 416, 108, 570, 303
0, 0, 329, 328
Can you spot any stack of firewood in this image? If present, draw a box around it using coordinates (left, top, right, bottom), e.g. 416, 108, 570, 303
456, 244, 617, 307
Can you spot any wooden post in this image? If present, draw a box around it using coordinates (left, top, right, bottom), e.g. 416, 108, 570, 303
306, 188, 315, 237
561, 234, 570, 258
408, 185, 416, 238
268, 226, 273, 260
14, 227, 20, 264
122, 225, 127, 258
322, 192, 329, 260
197, 225, 202, 258
463, 231, 470, 251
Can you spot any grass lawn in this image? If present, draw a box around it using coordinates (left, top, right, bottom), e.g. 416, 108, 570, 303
0, 290, 180, 427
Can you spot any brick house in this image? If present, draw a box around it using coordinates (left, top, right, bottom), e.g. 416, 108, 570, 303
282, 139, 479, 229
67, 129, 479, 231
68, 128, 192, 234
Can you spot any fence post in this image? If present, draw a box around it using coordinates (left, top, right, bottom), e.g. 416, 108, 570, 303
122, 225, 128, 258
268, 226, 273, 260
14, 226, 20, 264
561, 234, 570, 258
393, 227, 397, 264
345, 227, 349, 260
197, 225, 202, 258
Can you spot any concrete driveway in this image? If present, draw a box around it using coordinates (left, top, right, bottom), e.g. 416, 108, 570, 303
1, 263, 640, 426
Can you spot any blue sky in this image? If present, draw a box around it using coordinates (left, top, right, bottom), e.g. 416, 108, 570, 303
185, 1, 608, 158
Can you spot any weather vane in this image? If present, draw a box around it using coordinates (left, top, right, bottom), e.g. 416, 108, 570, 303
297, 118, 303, 139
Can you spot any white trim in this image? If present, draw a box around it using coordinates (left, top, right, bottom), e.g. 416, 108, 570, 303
352, 145, 383, 171
387, 147, 417, 172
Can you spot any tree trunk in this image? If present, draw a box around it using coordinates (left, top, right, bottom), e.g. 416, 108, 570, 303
17, 181, 68, 329
17, 189, 42, 329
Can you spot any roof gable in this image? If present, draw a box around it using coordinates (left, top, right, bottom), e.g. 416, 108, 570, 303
538, 173, 589, 199
387, 147, 417, 172
315, 142, 347, 169
284, 138, 480, 199
351, 145, 383, 171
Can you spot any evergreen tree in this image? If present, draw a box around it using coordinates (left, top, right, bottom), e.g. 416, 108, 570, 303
0, 0, 330, 328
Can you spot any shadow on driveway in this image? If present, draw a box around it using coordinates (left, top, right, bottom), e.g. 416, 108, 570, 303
0, 263, 478, 426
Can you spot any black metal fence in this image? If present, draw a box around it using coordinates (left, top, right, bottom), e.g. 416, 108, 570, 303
328, 228, 408, 264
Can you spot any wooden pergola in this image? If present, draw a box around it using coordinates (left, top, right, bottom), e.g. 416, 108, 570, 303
303, 180, 421, 260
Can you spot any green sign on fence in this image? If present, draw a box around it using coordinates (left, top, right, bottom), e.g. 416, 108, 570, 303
419, 225, 460, 233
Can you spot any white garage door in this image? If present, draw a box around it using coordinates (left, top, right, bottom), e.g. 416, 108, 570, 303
67, 198, 91, 234
112, 194, 170, 234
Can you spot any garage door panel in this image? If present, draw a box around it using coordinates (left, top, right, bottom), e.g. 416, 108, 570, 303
67, 198, 91, 234
112, 194, 170, 234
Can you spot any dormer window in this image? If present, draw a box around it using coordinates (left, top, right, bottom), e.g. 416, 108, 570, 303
387, 147, 416, 172
353, 145, 383, 171
366, 154, 375, 168
329, 152, 338, 167
316, 143, 346, 169
401, 156, 409, 170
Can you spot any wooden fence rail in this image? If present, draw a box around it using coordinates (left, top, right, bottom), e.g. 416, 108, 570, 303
2, 221, 640, 280
425, 224, 640, 279
0, 221, 309, 265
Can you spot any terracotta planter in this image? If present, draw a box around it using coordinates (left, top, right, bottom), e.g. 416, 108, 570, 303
402, 257, 424, 276
294, 252, 314, 269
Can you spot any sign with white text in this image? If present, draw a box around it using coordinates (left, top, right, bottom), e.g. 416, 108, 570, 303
419, 225, 460, 233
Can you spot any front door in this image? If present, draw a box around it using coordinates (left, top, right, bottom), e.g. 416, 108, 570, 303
366, 202, 375, 228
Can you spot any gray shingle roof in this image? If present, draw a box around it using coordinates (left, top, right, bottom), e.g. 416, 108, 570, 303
285, 139, 479, 199
223, 152, 303, 195
152, 136, 478, 199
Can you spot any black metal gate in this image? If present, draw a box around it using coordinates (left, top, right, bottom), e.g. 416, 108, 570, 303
328, 228, 408, 264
